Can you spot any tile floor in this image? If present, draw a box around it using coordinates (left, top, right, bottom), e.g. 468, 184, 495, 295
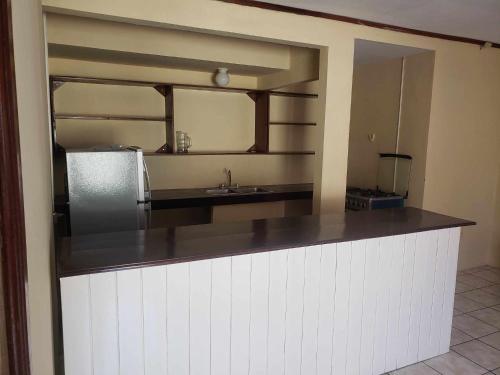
389, 265, 500, 375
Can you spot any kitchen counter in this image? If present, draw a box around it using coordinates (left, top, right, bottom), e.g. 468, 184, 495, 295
57, 207, 474, 277
59, 207, 474, 375
150, 183, 312, 209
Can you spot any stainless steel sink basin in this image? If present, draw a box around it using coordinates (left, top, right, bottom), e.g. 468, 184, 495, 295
205, 188, 231, 195
205, 187, 271, 195
230, 187, 271, 194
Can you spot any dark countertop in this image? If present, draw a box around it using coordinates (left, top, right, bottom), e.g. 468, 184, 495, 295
57, 207, 475, 277
54, 184, 313, 211
150, 183, 313, 209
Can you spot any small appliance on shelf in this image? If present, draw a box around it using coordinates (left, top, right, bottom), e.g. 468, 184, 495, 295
346, 153, 412, 211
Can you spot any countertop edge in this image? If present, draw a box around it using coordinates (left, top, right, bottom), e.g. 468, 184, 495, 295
57, 208, 475, 278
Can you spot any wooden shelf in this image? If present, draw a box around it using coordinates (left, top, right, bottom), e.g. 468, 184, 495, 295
51, 75, 256, 93
269, 121, 316, 126
267, 151, 315, 155
172, 84, 254, 94
52, 76, 158, 87
269, 91, 318, 98
144, 151, 315, 156
54, 114, 170, 122
51, 76, 317, 97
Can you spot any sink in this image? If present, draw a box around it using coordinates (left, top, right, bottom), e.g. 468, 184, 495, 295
205, 187, 272, 195
230, 187, 271, 194
205, 188, 231, 195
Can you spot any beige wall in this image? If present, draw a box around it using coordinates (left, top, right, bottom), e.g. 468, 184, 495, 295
145, 154, 313, 189
347, 58, 403, 189
259, 46, 320, 89
491, 165, 500, 266
313, 43, 354, 213
398, 52, 435, 207
347, 51, 434, 208
46, 13, 319, 87
46, 13, 291, 72
421, 45, 500, 269
12, 2, 55, 375
173, 89, 255, 152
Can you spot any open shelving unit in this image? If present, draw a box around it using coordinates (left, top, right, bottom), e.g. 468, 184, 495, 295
49, 75, 318, 156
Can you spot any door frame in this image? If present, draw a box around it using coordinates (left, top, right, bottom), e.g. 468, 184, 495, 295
0, 0, 32, 374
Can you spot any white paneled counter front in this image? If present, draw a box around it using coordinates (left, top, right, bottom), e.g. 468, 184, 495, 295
57, 208, 473, 375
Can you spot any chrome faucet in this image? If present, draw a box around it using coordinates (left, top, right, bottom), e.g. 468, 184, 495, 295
225, 168, 231, 187
220, 168, 238, 188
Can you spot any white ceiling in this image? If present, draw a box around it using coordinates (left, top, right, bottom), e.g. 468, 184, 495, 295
257, 0, 500, 44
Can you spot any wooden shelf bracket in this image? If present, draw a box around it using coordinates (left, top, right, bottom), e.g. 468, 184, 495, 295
154, 85, 175, 153
253, 92, 270, 153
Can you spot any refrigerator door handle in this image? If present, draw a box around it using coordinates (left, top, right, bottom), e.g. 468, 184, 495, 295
137, 201, 151, 230
143, 158, 151, 202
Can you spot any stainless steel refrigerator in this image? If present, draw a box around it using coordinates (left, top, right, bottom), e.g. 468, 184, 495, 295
65, 146, 151, 235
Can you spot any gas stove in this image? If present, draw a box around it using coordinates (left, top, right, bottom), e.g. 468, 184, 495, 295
346, 187, 404, 211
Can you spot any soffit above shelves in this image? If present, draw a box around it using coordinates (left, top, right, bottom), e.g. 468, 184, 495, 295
48, 44, 284, 76
46, 13, 319, 78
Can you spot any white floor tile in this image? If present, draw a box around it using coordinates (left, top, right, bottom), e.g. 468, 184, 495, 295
479, 332, 500, 351
469, 308, 500, 329
453, 315, 498, 338
472, 270, 500, 283
463, 266, 491, 274
390, 362, 440, 374
481, 285, 500, 297
451, 328, 474, 345
453, 340, 500, 370
424, 351, 488, 375
458, 274, 493, 288
462, 290, 500, 307
456, 281, 478, 293
455, 294, 487, 313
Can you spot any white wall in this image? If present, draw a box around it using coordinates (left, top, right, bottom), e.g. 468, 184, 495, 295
11, 2, 55, 375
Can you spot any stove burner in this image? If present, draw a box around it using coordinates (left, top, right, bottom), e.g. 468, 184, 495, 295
346, 187, 404, 211
346, 187, 397, 198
